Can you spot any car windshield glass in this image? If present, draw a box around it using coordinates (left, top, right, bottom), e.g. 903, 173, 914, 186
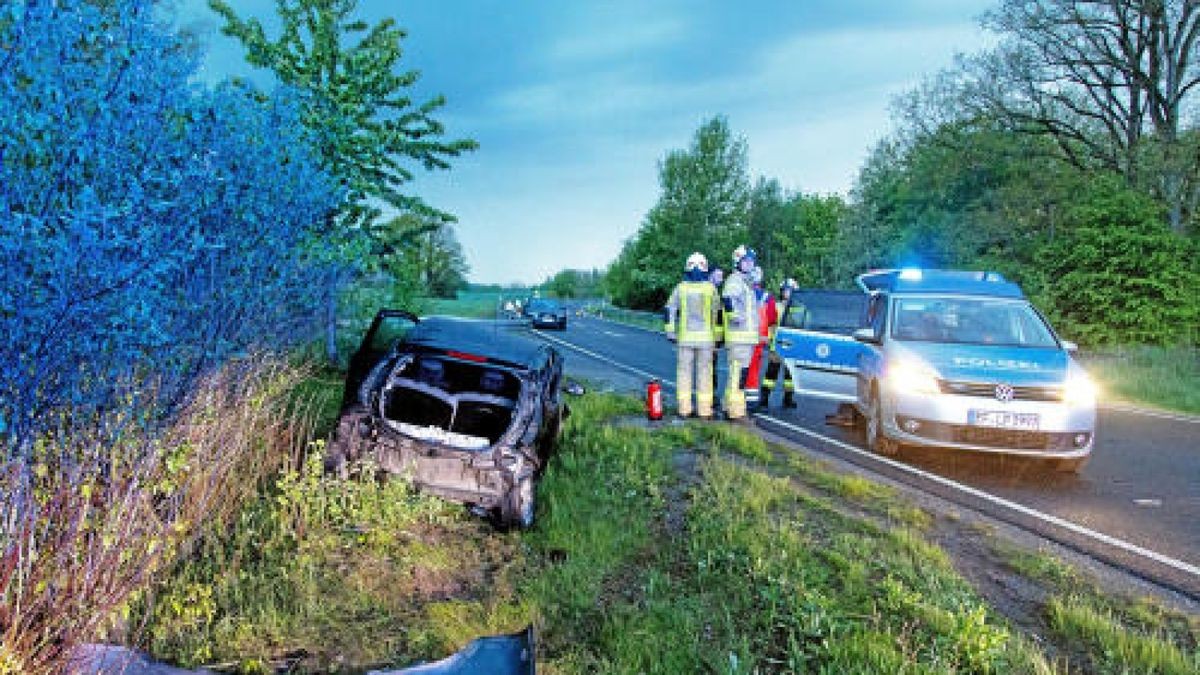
890, 297, 1058, 348
528, 300, 557, 313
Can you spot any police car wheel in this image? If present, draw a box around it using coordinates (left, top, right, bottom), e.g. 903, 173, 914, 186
867, 387, 900, 457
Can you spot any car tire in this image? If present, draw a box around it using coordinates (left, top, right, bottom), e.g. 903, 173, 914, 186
866, 385, 900, 457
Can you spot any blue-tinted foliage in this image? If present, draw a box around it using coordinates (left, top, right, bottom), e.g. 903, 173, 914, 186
0, 0, 341, 452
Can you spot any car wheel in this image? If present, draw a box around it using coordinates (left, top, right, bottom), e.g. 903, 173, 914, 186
866, 385, 900, 457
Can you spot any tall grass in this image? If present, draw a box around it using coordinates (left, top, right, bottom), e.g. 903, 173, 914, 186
1048, 596, 1200, 674
0, 356, 311, 675
1084, 345, 1200, 413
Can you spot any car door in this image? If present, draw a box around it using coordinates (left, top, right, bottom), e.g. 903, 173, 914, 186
344, 310, 421, 406
774, 289, 870, 376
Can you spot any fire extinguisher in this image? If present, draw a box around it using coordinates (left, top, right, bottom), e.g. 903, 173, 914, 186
646, 379, 664, 421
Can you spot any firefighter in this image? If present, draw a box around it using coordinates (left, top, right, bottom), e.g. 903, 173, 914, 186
758, 278, 798, 410
709, 265, 726, 408
664, 252, 720, 419
748, 269, 775, 411
720, 245, 761, 421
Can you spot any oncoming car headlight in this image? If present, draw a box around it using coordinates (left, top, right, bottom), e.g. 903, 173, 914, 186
1063, 373, 1098, 405
886, 359, 940, 395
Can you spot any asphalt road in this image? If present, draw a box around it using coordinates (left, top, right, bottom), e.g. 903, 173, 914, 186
519, 314, 1200, 589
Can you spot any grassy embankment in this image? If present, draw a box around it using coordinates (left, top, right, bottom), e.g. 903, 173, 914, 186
141, 378, 1199, 673
1084, 346, 1200, 415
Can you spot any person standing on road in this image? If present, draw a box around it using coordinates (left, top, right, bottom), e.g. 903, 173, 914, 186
664, 252, 720, 419
709, 265, 726, 409
749, 269, 777, 411
721, 245, 761, 421
759, 278, 798, 410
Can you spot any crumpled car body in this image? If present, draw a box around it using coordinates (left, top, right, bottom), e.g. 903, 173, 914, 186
377, 626, 535, 674
330, 311, 565, 528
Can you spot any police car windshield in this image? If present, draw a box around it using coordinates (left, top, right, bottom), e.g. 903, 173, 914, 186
890, 297, 1058, 348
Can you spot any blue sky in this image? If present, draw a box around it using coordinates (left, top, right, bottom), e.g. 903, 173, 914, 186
174, 1, 995, 284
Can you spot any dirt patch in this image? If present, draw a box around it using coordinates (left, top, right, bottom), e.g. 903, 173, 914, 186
663, 450, 702, 537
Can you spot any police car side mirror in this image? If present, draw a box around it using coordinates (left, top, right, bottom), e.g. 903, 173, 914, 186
853, 328, 881, 345
1061, 340, 1079, 353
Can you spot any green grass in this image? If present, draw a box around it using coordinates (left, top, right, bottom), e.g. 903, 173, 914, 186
424, 291, 507, 319
1085, 345, 1200, 414
1048, 596, 1199, 674
141, 386, 1199, 673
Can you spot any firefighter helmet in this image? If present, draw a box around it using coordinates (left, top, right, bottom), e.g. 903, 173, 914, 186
685, 251, 709, 272
731, 245, 756, 266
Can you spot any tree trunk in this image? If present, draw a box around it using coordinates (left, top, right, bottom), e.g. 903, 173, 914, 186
324, 270, 339, 366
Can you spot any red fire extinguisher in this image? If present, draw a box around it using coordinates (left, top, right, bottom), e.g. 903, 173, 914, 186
646, 379, 663, 421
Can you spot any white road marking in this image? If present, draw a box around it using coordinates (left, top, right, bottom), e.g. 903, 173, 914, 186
1101, 403, 1200, 424
531, 329, 677, 388
755, 413, 1200, 581
601, 330, 625, 338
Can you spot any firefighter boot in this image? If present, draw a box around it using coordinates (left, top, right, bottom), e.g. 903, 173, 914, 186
782, 390, 797, 409
754, 387, 771, 411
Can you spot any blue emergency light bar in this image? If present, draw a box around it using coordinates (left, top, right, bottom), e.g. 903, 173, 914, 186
855, 269, 1024, 298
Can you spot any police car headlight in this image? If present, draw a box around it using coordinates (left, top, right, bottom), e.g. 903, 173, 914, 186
1063, 374, 1097, 405
887, 359, 940, 395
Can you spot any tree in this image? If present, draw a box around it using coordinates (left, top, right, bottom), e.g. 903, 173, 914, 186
0, 0, 338, 451
607, 117, 750, 308
918, 0, 1200, 233
1031, 177, 1199, 344
543, 269, 605, 299
403, 219, 470, 298
209, 0, 478, 360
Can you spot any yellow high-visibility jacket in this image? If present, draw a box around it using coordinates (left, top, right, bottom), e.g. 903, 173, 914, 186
664, 281, 719, 346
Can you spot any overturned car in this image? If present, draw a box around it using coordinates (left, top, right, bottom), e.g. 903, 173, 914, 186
329, 311, 568, 528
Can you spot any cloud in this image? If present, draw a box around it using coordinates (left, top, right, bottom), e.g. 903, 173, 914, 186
545, 17, 687, 64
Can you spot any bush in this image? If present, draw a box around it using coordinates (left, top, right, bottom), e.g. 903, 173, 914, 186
1031, 180, 1199, 346
0, 357, 312, 675
0, 0, 341, 454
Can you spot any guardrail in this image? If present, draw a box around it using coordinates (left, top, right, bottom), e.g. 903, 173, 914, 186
579, 302, 661, 332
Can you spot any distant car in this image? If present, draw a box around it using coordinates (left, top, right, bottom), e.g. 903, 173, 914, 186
527, 299, 567, 330
775, 269, 1096, 472
329, 310, 567, 527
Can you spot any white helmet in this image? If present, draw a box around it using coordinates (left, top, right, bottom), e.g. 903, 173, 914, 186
731, 244, 748, 265
685, 251, 708, 272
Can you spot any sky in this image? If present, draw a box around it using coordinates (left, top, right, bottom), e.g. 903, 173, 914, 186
173, 1, 996, 285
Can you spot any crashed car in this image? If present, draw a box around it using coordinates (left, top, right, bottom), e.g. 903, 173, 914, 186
330, 310, 567, 527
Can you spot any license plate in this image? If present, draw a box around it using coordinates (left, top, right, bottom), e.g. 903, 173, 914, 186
969, 410, 1040, 430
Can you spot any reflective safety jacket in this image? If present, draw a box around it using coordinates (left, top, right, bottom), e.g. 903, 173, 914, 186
721, 271, 760, 345
665, 280, 719, 346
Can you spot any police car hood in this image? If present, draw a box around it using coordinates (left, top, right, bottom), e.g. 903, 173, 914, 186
895, 342, 1069, 386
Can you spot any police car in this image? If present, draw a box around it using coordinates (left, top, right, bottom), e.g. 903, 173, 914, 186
774, 269, 1097, 472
